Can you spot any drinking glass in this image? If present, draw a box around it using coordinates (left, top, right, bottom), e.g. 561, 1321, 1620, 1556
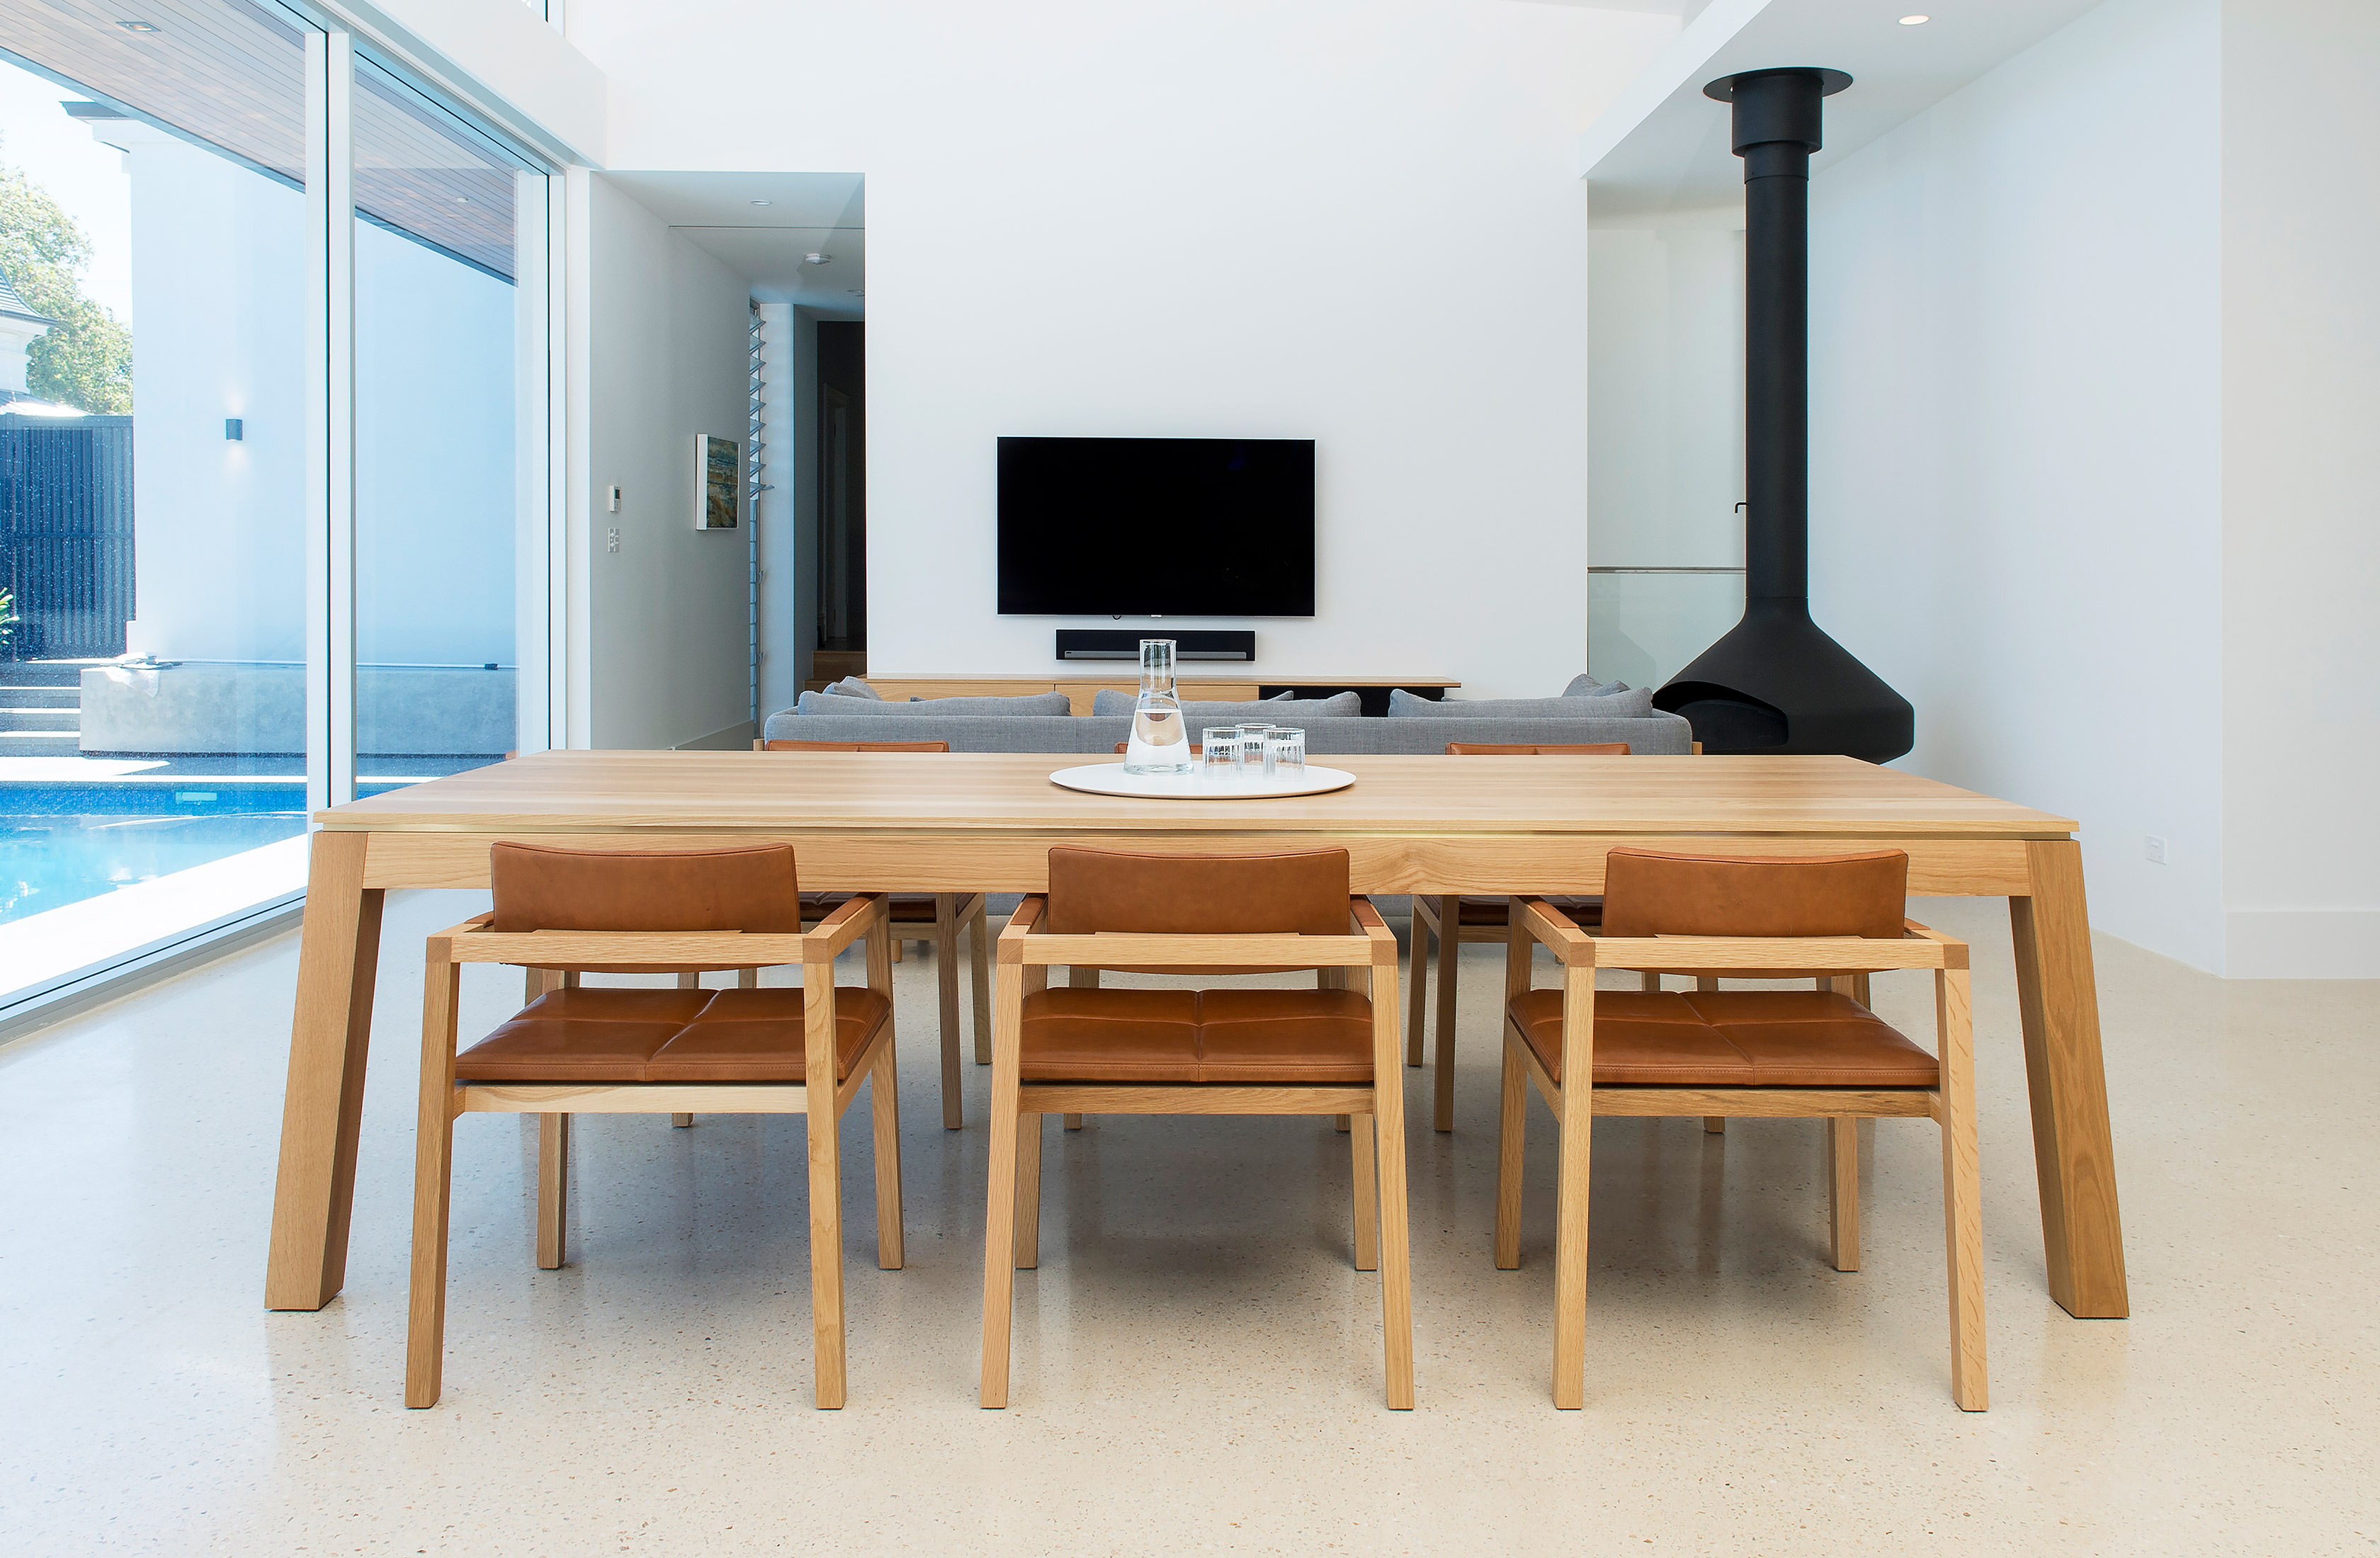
1266, 727, 1307, 780
1200, 728, 1242, 783
1235, 722, 1275, 778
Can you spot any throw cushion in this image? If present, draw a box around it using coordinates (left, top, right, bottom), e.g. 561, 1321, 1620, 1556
821, 676, 882, 699
1388, 686, 1657, 719
795, 689, 1075, 717
1089, 689, 1361, 722
1563, 673, 1631, 697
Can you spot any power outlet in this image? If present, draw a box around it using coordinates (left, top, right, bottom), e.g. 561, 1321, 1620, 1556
606, 527, 620, 555
2144, 835, 2168, 865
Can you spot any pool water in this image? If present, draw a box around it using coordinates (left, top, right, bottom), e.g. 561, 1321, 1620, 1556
0, 781, 407, 926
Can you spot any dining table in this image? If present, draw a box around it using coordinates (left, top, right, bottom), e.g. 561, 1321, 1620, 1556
263, 749, 2128, 1321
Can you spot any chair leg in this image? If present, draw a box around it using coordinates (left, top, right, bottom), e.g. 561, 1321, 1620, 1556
1699, 979, 1726, 1133
1334, 1115, 1351, 1132
738, 967, 759, 989
1939, 967, 1987, 1410
1828, 1117, 1861, 1272
1432, 898, 1460, 1132
804, 965, 849, 1410
969, 904, 992, 1066
980, 962, 1026, 1408
1405, 907, 1430, 1067
936, 895, 964, 1130
672, 971, 703, 1128
405, 957, 460, 1409
871, 1039, 906, 1270
1551, 968, 1595, 1409
536, 1114, 570, 1270
1014, 1113, 1043, 1270
1352, 1110, 1378, 1272
1369, 968, 1416, 1410
1495, 1035, 1527, 1270
1063, 967, 1097, 1132
671, 1113, 694, 1127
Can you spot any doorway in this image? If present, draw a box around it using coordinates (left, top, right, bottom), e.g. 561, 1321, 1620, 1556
815, 320, 865, 664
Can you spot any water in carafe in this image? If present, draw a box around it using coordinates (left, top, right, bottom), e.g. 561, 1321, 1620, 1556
1122, 638, 1192, 775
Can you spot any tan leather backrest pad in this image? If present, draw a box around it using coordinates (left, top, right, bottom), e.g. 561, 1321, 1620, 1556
1046, 846, 1350, 935
1599, 847, 1907, 938
1444, 741, 1631, 756
490, 841, 803, 932
761, 739, 950, 751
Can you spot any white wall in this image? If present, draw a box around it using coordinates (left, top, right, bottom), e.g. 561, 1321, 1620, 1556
584, 174, 755, 749
753, 300, 803, 712
1806, 0, 2228, 970
2217, 0, 2380, 976
570, 0, 1679, 695
116, 127, 519, 684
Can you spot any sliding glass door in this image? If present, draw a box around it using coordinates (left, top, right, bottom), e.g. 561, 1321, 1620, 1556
0, 1, 551, 1016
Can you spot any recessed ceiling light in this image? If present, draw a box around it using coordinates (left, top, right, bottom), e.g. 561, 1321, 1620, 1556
1899, 13, 1930, 23
749, 199, 772, 206
453, 195, 470, 204
118, 19, 159, 31
803, 252, 832, 265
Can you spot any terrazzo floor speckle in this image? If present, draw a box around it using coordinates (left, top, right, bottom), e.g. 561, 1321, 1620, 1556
0, 889, 2372, 1554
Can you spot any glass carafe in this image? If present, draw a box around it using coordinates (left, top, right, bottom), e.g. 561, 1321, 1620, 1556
1121, 638, 1192, 774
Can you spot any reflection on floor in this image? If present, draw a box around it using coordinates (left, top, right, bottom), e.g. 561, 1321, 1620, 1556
0, 890, 2372, 1553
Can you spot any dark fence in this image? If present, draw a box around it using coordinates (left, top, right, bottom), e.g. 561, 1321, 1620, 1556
0, 413, 134, 660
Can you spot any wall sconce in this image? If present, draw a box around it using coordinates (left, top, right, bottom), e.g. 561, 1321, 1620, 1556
225, 418, 244, 440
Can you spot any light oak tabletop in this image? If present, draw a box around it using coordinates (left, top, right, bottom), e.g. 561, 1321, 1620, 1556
317, 751, 2078, 837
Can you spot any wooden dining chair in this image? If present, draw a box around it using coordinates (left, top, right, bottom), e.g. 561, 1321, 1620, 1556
979, 846, 1414, 1409
1408, 742, 1632, 1131
1494, 847, 1983, 1411
761, 738, 992, 1129
406, 841, 903, 1411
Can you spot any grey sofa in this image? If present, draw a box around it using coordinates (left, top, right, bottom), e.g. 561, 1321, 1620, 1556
758, 710, 1695, 754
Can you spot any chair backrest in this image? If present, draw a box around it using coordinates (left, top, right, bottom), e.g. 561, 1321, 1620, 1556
489, 841, 803, 932
1598, 847, 1907, 939
760, 739, 951, 752
1444, 741, 1630, 756
1045, 846, 1350, 935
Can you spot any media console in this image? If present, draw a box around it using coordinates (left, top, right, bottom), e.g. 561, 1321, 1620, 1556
851, 675, 1456, 717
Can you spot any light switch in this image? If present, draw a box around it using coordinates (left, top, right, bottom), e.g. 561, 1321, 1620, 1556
607, 484, 622, 513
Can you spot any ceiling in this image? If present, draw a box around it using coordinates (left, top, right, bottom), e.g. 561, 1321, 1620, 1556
601, 171, 865, 317
1580, 0, 2104, 221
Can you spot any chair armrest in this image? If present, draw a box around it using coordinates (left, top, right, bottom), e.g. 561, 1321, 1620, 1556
1019, 931, 1373, 967
997, 896, 1048, 965
1516, 897, 1598, 967
1899, 919, 1969, 968
800, 892, 885, 963
1585, 932, 1953, 972
439, 926, 809, 966
1351, 897, 1399, 966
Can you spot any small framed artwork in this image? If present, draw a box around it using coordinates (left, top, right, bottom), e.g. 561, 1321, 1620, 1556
693, 433, 740, 530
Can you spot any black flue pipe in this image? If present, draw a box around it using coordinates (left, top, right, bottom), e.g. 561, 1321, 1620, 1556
1650, 66, 1914, 763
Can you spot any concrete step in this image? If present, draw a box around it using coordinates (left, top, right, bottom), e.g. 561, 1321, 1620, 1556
0, 686, 78, 708
0, 661, 96, 689
0, 708, 79, 732
0, 730, 82, 756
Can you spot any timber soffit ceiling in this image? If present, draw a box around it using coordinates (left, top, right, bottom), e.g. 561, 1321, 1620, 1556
0, 0, 525, 278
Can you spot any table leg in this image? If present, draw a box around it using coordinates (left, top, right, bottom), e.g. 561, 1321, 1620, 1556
2010, 839, 2129, 1319
266, 832, 385, 1311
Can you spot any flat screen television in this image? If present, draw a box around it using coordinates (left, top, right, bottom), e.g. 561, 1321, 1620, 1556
996, 436, 1315, 615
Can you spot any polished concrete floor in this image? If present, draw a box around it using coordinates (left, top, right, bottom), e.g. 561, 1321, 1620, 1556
1, 890, 2372, 1554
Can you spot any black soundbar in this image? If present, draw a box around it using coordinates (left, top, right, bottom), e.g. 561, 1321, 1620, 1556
1055, 629, 1256, 662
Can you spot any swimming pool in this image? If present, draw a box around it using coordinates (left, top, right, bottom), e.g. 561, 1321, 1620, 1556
0, 780, 408, 925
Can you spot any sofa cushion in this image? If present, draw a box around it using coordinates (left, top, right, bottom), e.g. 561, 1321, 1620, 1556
795, 689, 1074, 717
1388, 686, 1656, 719
1089, 688, 1361, 722
821, 676, 881, 699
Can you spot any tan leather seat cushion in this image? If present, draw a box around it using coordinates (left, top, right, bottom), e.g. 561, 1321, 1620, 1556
645, 986, 892, 1082
1456, 894, 1603, 927
455, 986, 890, 1084
1021, 987, 1373, 1084
1507, 988, 1935, 1088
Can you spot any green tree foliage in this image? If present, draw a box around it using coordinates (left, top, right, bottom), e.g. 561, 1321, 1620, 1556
0, 135, 132, 414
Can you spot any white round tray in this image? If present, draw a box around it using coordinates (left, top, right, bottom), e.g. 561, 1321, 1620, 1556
1048, 761, 1356, 800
